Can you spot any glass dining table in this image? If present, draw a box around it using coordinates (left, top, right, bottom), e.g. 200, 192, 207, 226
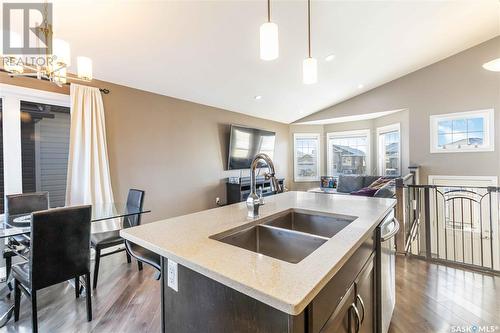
0, 203, 151, 327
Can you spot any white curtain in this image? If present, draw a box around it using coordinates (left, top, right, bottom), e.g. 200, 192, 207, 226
66, 84, 114, 207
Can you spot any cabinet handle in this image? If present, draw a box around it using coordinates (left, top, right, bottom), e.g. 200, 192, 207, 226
356, 294, 365, 324
350, 303, 361, 333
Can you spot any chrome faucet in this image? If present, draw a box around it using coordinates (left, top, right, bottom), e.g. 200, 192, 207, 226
246, 153, 283, 218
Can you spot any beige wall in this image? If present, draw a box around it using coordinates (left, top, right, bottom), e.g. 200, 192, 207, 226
296, 36, 500, 183
0, 73, 290, 222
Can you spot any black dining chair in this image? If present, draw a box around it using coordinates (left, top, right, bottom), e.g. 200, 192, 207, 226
91, 189, 145, 289
123, 191, 161, 278
4, 192, 49, 279
13, 205, 92, 333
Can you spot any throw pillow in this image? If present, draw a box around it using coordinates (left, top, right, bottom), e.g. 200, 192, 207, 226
350, 187, 378, 197
368, 177, 392, 189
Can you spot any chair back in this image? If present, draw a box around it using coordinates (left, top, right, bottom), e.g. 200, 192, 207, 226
6, 192, 49, 216
123, 189, 145, 228
30, 205, 91, 290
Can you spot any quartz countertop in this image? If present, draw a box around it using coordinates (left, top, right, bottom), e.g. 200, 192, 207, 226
120, 191, 395, 315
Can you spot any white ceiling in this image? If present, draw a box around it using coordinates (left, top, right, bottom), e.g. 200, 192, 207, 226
49, 0, 499, 124
296, 109, 404, 125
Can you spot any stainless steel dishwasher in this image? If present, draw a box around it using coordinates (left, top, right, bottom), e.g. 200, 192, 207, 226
377, 212, 400, 333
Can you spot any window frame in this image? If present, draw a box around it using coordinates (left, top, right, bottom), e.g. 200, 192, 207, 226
293, 133, 321, 182
429, 109, 494, 153
0, 84, 70, 214
376, 123, 401, 176
326, 129, 371, 176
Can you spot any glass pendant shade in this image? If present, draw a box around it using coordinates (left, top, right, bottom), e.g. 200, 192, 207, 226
482, 58, 500, 72
4, 57, 23, 74
303, 57, 317, 84
260, 22, 279, 61
53, 39, 71, 66
53, 67, 67, 84
77, 56, 93, 80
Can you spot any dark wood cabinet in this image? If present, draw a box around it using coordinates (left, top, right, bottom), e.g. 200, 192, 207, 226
161, 212, 387, 333
356, 255, 375, 333
319, 254, 375, 333
319, 284, 356, 333
226, 177, 285, 204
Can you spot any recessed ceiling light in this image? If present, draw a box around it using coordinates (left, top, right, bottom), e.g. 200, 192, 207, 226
357, 84, 364, 89
254, 95, 262, 100
325, 54, 335, 62
483, 58, 500, 72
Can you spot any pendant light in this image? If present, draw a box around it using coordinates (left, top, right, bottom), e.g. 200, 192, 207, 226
260, 0, 279, 61
303, 0, 317, 84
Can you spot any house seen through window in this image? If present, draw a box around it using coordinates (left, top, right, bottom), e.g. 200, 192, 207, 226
377, 124, 401, 176
327, 130, 370, 176
293, 133, 320, 181
20, 101, 71, 208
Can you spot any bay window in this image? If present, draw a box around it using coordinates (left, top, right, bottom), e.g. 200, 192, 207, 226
327, 129, 370, 176
377, 123, 401, 176
293, 133, 320, 182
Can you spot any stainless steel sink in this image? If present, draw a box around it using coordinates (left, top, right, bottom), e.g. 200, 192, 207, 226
215, 225, 327, 264
211, 209, 357, 264
262, 210, 356, 238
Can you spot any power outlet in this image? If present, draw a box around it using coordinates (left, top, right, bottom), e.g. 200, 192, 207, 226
167, 259, 178, 292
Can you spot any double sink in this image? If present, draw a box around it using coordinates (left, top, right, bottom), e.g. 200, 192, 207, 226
211, 209, 357, 264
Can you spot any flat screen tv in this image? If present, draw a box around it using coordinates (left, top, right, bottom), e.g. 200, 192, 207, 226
227, 125, 276, 170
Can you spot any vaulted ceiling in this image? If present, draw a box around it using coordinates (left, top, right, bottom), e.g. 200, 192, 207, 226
51, 0, 499, 123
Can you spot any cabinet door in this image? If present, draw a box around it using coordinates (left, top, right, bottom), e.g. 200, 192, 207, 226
320, 284, 356, 333
355, 255, 375, 333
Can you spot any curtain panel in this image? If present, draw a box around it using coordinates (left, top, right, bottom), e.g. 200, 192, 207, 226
66, 84, 114, 207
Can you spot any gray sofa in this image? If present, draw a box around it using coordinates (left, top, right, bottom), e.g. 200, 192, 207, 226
336, 175, 396, 198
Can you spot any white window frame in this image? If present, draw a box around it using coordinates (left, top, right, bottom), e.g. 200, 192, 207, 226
429, 109, 494, 153
293, 133, 320, 182
376, 123, 401, 176
0, 83, 70, 213
326, 129, 371, 176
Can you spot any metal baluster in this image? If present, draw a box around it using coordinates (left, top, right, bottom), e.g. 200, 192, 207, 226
461, 196, 465, 263
452, 198, 456, 262
496, 188, 499, 271
424, 187, 431, 259
489, 188, 495, 270
480, 193, 484, 268
442, 190, 448, 261
435, 188, 440, 259
470, 196, 474, 266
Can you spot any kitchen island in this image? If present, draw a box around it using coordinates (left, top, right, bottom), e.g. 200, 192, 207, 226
120, 191, 397, 333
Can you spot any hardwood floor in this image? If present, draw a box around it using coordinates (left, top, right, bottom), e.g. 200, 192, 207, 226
2, 254, 161, 333
2, 254, 498, 332
389, 256, 500, 333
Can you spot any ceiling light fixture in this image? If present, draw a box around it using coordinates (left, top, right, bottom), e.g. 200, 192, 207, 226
357, 84, 364, 89
325, 54, 335, 62
260, 0, 279, 61
303, 0, 317, 84
1, 2, 93, 87
482, 58, 500, 72
254, 95, 263, 100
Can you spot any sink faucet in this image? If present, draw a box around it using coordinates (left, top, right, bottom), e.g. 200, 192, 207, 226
246, 153, 283, 218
